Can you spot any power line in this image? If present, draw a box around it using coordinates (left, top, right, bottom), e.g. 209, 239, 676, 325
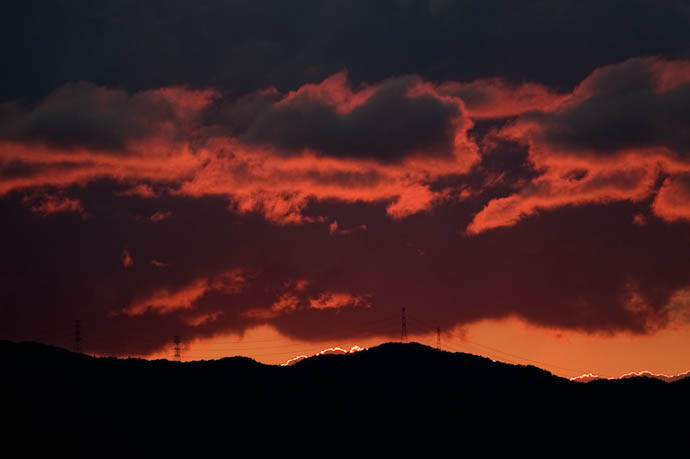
17, 312, 614, 378
406, 314, 602, 378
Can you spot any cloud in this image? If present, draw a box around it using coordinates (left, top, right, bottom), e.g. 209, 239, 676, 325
4, 180, 690, 356
123, 277, 209, 316
0, 85, 218, 196
10, 60, 690, 234
437, 78, 565, 119
329, 220, 367, 236
178, 74, 480, 223
121, 248, 134, 269
0, 137, 209, 196
215, 73, 469, 162
4, 0, 690, 104
308, 292, 370, 310
245, 287, 369, 319
652, 174, 690, 223
525, 58, 690, 156
21, 191, 87, 218
467, 58, 690, 234
0, 74, 478, 224
117, 184, 159, 198
122, 269, 246, 316
148, 211, 172, 222
0, 157, 92, 179
467, 156, 659, 234
0, 83, 217, 151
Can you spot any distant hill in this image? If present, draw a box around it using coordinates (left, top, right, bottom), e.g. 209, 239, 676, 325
2, 340, 689, 437
572, 370, 690, 383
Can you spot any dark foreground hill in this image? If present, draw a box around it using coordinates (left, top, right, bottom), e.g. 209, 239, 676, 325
2, 340, 689, 438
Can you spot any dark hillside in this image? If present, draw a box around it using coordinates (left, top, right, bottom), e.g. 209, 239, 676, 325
2, 340, 688, 437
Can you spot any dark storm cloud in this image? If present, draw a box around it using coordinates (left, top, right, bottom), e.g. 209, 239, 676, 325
0, 83, 193, 151
530, 58, 690, 155
0, 72, 465, 164
2, 0, 690, 104
2, 180, 690, 356
213, 76, 462, 161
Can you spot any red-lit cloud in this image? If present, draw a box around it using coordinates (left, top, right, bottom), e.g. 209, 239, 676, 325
467, 57, 690, 234
122, 269, 245, 316
652, 175, 690, 223
21, 191, 87, 218
308, 292, 370, 310
467, 153, 661, 234
245, 288, 370, 320
121, 248, 134, 269
437, 78, 566, 118
8, 60, 690, 233
0, 73, 480, 224
148, 211, 172, 222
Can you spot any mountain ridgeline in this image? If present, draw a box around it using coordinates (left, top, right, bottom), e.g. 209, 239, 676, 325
3, 340, 689, 434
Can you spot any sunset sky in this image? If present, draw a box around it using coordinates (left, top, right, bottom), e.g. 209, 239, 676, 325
3, 0, 690, 379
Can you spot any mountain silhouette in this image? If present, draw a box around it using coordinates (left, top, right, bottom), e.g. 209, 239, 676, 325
3, 339, 689, 440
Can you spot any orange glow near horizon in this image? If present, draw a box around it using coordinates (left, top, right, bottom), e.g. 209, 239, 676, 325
139, 318, 690, 380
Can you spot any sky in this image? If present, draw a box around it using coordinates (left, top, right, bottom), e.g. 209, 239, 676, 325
2, 0, 690, 379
